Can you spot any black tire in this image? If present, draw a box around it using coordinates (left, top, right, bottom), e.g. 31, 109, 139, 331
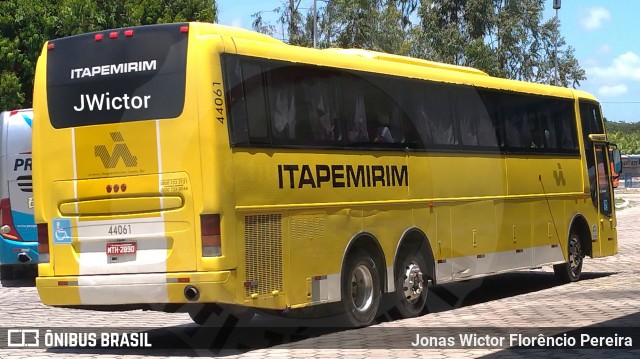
188, 303, 254, 326
341, 249, 381, 327
553, 231, 583, 283
393, 249, 429, 319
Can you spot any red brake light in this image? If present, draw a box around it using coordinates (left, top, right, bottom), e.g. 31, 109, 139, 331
38, 223, 50, 263
47, 43, 55, 50
109, 31, 118, 39
125, 30, 134, 37
94, 34, 103, 42
201, 214, 221, 257
180, 26, 189, 33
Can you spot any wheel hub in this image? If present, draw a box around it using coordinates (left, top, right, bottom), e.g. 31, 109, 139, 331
351, 264, 374, 312
402, 263, 424, 303
568, 238, 582, 274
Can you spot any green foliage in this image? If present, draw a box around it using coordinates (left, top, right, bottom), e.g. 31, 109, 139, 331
252, 0, 584, 88
0, 0, 218, 112
605, 119, 640, 154
416, 0, 585, 88
0, 0, 57, 111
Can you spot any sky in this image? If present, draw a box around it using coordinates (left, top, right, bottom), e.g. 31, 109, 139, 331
217, 0, 640, 123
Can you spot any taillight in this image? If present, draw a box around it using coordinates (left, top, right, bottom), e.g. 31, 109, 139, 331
37, 223, 50, 263
201, 214, 221, 257
0, 198, 21, 240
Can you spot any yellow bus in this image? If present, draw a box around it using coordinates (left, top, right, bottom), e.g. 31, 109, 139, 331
33, 22, 622, 327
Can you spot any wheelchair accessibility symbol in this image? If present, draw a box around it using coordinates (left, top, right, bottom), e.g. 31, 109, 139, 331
53, 219, 72, 244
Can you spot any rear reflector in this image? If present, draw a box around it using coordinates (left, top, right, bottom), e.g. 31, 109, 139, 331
201, 214, 221, 257
37, 223, 50, 263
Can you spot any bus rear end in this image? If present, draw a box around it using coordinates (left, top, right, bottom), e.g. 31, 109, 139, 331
33, 23, 234, 309
0, 109, 37, 278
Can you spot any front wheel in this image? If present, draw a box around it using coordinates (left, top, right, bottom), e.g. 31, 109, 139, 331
553, 232, 583, 283
341, 249, 381, 327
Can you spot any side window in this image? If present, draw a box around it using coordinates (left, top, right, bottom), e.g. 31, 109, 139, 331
242, 62, 270, 143
267, 65, 297, 141
406, 81, 458, 148
426, 85, 457, 146
299, 70, 342, 144
456, 86, 498, 149
341, 73, 370, 144
341, 73, 406, 147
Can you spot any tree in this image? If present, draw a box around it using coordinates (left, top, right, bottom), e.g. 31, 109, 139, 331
0, 0, 218, 111
416, 0, 585, 87
0, 0, 57, 111
252, 0, 417, 52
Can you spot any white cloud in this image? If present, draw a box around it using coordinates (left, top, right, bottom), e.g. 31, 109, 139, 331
588, 51, 640, 82
580, 7, 611, 30
598, 84, 628, 97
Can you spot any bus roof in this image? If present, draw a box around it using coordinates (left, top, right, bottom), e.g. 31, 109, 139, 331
323, 48, 489, 76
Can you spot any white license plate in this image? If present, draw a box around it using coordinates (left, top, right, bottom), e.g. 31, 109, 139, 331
106, 242, 137, 255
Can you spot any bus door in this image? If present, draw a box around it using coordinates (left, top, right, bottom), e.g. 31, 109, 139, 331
590, 136, 617, 255
579, 101, 616, 256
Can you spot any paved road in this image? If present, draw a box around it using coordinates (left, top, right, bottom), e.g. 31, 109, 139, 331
2, 191, 640, 358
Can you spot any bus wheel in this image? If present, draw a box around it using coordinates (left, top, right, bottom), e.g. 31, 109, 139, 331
188, 303, 254, 326
341, 249, 381, 327
394, 250, 428, 318
553, 232, 583, 283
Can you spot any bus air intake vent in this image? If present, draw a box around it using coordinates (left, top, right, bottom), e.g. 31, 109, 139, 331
291, 214, 325, 242
244, 214, 283, 297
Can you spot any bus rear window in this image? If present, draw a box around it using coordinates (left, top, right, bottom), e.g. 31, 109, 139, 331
46, 23, 188, 129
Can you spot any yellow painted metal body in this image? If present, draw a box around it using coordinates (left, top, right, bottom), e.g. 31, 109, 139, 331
33, 23, 616, 311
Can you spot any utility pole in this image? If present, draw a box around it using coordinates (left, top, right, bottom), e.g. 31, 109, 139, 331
553, 0, 561, 86
313, 0, 317, 48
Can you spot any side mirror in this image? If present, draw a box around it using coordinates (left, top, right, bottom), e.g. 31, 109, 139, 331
612, 148, 623, 174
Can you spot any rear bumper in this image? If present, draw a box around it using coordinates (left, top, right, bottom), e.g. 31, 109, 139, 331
0, 237, 38, 265
36, 271, 235, 306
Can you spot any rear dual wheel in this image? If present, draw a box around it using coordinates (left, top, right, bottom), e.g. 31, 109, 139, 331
341, 249, 381, 327
394, 250, 429, 318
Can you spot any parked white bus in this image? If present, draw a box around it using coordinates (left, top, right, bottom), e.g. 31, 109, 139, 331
0, 109, 36, 279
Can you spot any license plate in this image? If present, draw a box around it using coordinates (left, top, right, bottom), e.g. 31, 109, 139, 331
106, 242, 136, 255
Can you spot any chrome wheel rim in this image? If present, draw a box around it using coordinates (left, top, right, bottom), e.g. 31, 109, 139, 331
402, 262, 424, 303
568, 237, 582, 276
350, 264, 374, 312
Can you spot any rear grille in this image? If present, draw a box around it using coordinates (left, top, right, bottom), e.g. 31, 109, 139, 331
244, 214, 283, 297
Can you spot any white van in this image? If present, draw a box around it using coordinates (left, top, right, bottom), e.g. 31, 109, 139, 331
0, 109, 36, 279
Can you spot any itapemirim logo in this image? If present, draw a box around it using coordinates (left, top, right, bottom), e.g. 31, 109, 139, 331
94, 132, 138, 168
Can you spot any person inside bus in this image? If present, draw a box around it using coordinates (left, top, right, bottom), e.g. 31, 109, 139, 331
373, 113, 395, 143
